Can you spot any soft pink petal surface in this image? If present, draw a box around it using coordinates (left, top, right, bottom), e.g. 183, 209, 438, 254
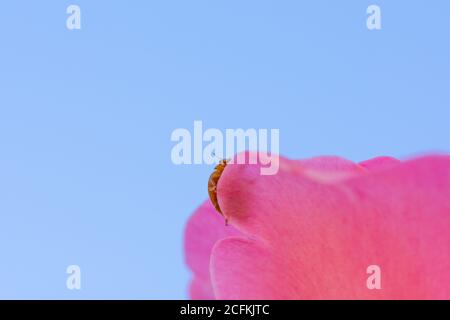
184, 201, 241, 299
186, 153, 450, 299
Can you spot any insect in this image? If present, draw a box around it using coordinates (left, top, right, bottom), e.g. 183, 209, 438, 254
208, 159, 228, 221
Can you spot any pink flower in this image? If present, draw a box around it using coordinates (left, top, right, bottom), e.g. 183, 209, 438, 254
184, 152, 450, 299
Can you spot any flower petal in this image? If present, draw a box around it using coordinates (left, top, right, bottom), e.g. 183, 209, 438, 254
184, 200, 241, 299
210, 153, 450, 299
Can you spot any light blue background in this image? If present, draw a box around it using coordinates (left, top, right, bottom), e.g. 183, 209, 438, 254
0, 1, 449, 299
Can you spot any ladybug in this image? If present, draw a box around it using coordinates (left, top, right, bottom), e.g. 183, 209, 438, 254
208, 159, 228, 222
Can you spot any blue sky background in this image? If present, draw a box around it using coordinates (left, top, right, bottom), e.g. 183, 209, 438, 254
0, 1, 449, 299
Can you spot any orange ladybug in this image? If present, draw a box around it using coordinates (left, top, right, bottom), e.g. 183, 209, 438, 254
208, 159, 228, 221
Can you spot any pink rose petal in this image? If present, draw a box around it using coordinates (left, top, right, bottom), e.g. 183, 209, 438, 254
185, 153, 450, 299
184, 201, 241, 299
